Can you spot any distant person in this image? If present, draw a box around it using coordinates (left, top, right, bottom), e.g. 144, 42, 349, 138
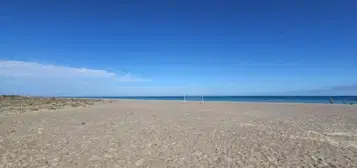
329, 97, 334, 104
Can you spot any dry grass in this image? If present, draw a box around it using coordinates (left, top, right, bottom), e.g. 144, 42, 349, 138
0, 95, 107, 116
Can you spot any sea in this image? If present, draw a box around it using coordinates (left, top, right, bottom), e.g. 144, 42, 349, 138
82, 96, 357, 105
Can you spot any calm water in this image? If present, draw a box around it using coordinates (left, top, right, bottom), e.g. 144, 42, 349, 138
83, 96, 357, 104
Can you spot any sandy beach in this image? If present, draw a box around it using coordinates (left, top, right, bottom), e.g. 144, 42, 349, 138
1, 99, 357, 167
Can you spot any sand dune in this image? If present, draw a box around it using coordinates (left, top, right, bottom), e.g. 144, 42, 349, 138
1, 100, 357, 167
0, 95, 108, 116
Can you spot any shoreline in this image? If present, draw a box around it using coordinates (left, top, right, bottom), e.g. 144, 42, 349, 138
65, 95, 357, 105
1, 95, 356, 108
4, 95, 356, 105
83, 97, 356, 106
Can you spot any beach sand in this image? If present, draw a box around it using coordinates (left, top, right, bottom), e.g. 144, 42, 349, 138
1, 99, 357, 167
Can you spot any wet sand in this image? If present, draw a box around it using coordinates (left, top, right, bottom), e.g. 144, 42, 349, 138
1, 100, 357, 167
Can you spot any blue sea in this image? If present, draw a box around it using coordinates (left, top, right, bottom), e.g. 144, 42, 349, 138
82, 96, 357, 104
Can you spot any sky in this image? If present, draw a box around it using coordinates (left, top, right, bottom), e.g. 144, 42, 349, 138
1, 0, 357, 96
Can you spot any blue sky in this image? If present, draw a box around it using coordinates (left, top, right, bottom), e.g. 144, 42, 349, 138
1, 0, 357, 96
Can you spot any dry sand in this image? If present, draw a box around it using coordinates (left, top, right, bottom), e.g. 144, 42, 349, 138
1, 99, 357, 167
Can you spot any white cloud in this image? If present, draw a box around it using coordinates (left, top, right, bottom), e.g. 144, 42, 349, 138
0, 60, 148, 96
0, 60, 146, 82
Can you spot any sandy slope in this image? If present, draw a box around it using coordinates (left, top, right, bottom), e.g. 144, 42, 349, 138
1, 100, 357, 167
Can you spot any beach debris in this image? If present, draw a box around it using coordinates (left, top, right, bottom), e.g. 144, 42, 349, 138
135, 158, 144, 166
37, 128, 44, 134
